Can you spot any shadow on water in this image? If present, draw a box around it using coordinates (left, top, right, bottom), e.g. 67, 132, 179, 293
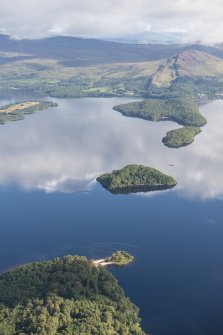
103, 183, 177, 194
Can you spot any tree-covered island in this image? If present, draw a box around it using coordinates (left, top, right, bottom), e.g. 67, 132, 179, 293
1, 38, 223, 149
0, 255, 146, 335
113, 98, 206, 148
109, 251, 134, 265
0, 100, 57, 124
113, 98, 206, 127
94, 251, 135, 267
96, 164, 177, 194
162, 126, 201, 148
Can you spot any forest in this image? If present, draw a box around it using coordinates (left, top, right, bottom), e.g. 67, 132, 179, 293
113, 98, 206, 148
0, 255, 146, 335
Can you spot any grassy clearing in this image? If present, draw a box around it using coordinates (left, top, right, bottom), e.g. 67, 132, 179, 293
0, 101, 39, 114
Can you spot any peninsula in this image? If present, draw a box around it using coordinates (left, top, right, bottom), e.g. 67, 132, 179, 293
0, 100, 57, 124
1, 36, 223, 150
97, 164, 177, 194
0, 255, 146, 335
113, 98, 206, 127
113, 98, 206, 149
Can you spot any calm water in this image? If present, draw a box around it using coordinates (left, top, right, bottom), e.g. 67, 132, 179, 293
0, 97, 223, 335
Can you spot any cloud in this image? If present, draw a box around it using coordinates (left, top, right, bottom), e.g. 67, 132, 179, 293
0, 0, 222, 43
37, 176, 97, 193
0, 97, 223, 199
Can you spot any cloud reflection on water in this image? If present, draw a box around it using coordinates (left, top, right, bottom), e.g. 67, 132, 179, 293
0, 97, 222, 200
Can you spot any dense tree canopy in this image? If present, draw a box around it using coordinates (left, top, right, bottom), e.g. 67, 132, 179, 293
109, 251, 134, 265
113, 97, 206, 149
0, 255, 146, 335
113, 98, 206, 127
162, 126, 201, 148
97, 164, 177, 194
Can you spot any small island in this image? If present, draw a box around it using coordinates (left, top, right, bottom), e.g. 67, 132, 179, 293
93, 251, 134, 267
109, 250, 134, 265
96, 164, 177, 194
0, 100, 57, 124
162, 126, 201, 148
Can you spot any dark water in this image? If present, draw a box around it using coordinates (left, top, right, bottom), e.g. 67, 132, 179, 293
0, 98, 223, 335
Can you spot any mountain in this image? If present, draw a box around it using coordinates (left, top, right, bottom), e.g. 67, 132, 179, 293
176, 49, 223, 77
0, 34, 223, 98
0, 34, 183, 66
1, 34, 223, 66
152, 49, 223, 87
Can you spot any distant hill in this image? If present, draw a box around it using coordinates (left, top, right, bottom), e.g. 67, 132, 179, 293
0, 34, 184, 66
1, 34, 223, 67
102, 31, 183, 44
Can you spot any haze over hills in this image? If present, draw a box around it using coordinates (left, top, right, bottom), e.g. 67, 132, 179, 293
1, 34, 223, 65
0, 34, 184, 66
101, 31, 184, 45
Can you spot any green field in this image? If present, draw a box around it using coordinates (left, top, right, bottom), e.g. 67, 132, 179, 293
0, 101, 57, 124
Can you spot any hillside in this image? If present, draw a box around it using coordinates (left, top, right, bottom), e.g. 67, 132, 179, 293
0, 34, 183, 66
176, 49, 223, 77
151, 56, 178, 87
0, 35, 223, 99
151, 49, 223, 87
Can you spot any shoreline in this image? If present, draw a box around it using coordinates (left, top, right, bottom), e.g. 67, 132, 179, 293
92, 258, 115, 267
0, 258, 115, 275
1, 253, 133, 275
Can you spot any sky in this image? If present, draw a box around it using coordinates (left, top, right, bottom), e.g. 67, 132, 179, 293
0, 0, 222, 44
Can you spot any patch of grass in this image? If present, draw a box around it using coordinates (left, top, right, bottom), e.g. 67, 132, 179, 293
0, 101, 39, 113
0, 101, 57, 124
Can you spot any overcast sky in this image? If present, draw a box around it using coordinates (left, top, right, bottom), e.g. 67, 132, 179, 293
0, 0, 222, 43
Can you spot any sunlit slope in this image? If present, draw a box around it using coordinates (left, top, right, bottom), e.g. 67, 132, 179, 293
152, 49, 223, 87
176, 49, 223, 77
